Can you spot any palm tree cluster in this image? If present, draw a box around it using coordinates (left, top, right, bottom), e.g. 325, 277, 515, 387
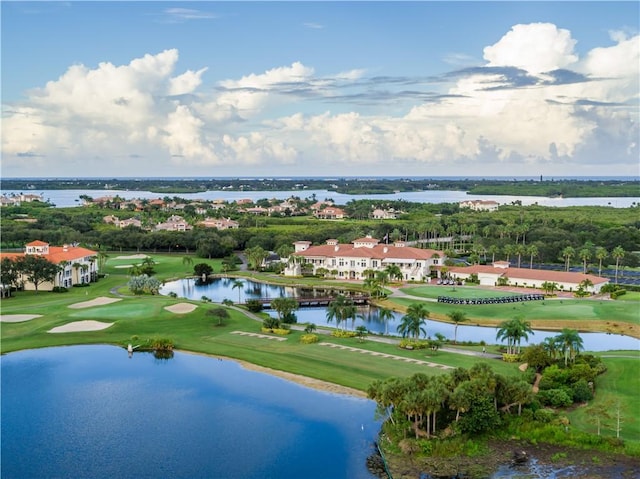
397, 303, 430, 339
496, 316, 534, 355
367, 363, 533, 440
541, 328, 585, 366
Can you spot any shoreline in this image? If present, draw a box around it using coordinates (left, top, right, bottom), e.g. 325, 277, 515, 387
177, 349, 368, 398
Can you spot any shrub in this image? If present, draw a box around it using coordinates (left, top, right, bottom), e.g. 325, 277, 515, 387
300, 334, 319, 344
261, 327, 290, 336
502, 353, 520, 363
610, 289, 627, 299
571, 379, 593, 403
72, 283, 90, 288
128, 274, 161, 295
262, 317, 280, 329
399, 339, 429, 349
537, 388, 573, 408
331, 330, 357, 338
245, 299, 264, 313
51, 286, 69, 293
534, 408, 556, 423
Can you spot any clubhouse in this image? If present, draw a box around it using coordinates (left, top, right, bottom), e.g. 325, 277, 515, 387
284, 236, 445, 281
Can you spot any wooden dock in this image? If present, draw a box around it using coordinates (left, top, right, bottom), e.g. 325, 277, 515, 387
256, 295, 370, 309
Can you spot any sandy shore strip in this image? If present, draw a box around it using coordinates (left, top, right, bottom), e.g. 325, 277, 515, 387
179, 350, 367, 398
113, 254, 149, 260
114, 265, 133, 269
68, 297, 122, 309
49, 320, 114, 333
0, 314, 43, 323
164, 303, 198, 314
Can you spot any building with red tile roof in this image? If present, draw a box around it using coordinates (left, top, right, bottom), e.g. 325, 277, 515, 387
285, 236, 445, 281
0, 241, 98, 291
446, 262, 609, 294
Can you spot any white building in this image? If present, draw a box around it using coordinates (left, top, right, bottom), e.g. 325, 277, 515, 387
285, 236, 445, 281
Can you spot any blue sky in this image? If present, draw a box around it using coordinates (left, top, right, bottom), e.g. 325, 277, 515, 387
2, 1, 639, 178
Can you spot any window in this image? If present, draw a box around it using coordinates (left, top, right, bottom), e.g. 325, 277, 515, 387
372, 260, 378, 267
350, 260, 355, 267
360, 260, 367, 267
339, 259, 345, 267
433, 259, 439, 265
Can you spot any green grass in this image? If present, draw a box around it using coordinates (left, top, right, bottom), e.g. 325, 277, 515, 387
2, 253, 638, 443
400, 285, 522, 299
567, 356, 640, 442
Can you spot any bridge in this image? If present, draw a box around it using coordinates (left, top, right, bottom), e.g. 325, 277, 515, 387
256, 295, 370, 309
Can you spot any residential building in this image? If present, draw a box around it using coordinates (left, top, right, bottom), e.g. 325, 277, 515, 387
199, 217, 240, 230
314, 206, 347, 220
155, 215, 192, 231
285, 236, 445, 281
371, 208, 399, 220
0, 240, 98, 291
459, 200, 500, 212
446, 262, 609, 293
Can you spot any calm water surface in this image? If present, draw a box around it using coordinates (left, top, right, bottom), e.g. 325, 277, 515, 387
4, 188, 637, 208
1, 345, 380, 479
160, 278, 639, 352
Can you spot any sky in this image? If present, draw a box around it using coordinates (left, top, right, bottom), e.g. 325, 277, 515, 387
1, 1, 639, 178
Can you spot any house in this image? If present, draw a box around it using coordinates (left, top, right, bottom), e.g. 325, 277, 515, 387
285, 236, 445, 281
199, 217, 239, 230
314, 206, 347, 220
459, 200, 500, 212
0, 240, 98, 291
155, 215, 192, 231
445, 262, 609, 294
371, 208, 399, 220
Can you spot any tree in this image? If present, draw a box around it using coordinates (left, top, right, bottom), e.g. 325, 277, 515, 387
232, 279, 244, 304
182, 255, 194, 271
515, 244, 527, 268
612, 245, 625, 283
207, 307, 229, 326
398, 303, 429, 339
496, 316, 533, 355
127, 274, 162, 295
326, 294, 357, 330
488, 244, 500, 264
355, 325, 368, 342
1, 257, 20, 296
245, 245, 268, 271
527, 244, 539, 269
270, 296, 299, 324
541, 281, 558, 295
594, 246, 607, 277
193, 263, 213, 278
303, 323, 317, 334
447, 310, 468, 344
377, 307, 395, 335
384, 264, 403, 282
16, 255, 59, 293
555, 328, 584, 366
560, 246, 576, 272
579, 246, 592, 273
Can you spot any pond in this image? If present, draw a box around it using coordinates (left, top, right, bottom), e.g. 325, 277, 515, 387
160, 278, 639, 352
1, 345, 381, 479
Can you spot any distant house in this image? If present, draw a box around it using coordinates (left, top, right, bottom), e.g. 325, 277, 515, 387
459, 200, 499, 212
199, 217, 239, 230
371, 208, 399, 220
285, 236, 444, 281
0, 240, 98, 291
155, 215, 192, 231
314, 206, 347, 220
446, 262, 608, 293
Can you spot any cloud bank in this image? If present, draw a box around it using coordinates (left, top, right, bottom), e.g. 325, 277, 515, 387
3, 23, 638, 176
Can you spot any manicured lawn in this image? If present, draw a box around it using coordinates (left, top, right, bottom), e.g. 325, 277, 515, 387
567, 356, 640, 442
400, 284, 522, 299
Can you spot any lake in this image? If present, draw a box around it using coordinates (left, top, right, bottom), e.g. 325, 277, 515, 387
160, 278, 640, 352
1, 345, 381, 479
4, 188, 638, 208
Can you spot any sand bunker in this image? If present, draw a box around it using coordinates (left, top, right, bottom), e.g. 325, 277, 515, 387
68, 297, 122, 309
164, 303, 197, 314
0, 314, 43, 323
113, 254, 149, 260
49, 320, 113, 333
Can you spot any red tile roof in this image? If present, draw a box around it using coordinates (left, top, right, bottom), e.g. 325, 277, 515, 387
447, 264, 608, 284
293, 243, 443, 261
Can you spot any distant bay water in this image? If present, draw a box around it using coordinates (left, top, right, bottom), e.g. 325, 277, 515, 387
1, 345, 381, 479
3, 188, 638, 208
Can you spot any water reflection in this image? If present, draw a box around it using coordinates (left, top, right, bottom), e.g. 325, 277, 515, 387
160, 278, 639, 352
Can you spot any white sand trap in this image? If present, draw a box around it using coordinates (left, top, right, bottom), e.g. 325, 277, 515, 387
49, 320, 113, 333
114, 264, 134, 269
68, 297, 122, 309
0, 314, 43, 323
164, 303, 197, 314
113, 254, 149, 260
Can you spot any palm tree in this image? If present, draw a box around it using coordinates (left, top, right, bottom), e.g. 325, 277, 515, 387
503, 244, 515, 263
594, 246, 607, 277
398, 303, 429, 339
304, 323, 317, 334
355, 325, 368, 342
515, 244, 527, 268
612, 246, 625, 284
496, 316, 533, 355
182, 255, 194, 271
232, 279, 244, 304
527, 244, 539, 269
447, 310, 468, 344
385, 264, 403, 283
560, 246, 575, 272
555, 328, 584, 366
377, 307, 395, 336
326, 294, 357, 330
579, 246, 592, 273
488, 244, 500, 264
